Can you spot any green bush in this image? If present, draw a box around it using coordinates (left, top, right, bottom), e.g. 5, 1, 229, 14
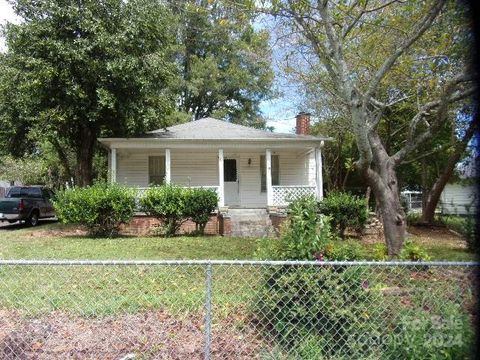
255, 196, 384, 358
54, 182, 136, 237
371, 243, 389, 260
323, 239, 368, 260
139, 184, 187, 237
319, 191, 368, 238
400, 240, 430, 261
463, 216, 478, 252
184, 188, 218, 235
255, 266, 385, 358
256, 195, 333, 260
140, 185, 219, 237
406, 212, 421, 225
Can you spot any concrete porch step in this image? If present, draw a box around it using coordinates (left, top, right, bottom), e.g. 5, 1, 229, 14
228, 209, 272, 237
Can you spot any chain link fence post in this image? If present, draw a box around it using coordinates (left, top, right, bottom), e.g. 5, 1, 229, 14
204, 262, 213, 360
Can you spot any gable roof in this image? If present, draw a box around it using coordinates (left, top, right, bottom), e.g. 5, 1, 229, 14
140, 117, 326, 140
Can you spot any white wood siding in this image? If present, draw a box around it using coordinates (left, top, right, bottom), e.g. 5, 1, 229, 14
116, 149, 219, 187
116, 148, 315, 208
171, 151, 218, 186
440, 184, 478, 215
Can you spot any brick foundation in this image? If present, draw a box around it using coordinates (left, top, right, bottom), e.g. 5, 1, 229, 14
269, 213, 288, 237
120, 214, 223, 236
218, 215, 232, 237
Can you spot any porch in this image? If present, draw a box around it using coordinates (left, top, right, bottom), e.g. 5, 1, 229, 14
110, 147, 324, 209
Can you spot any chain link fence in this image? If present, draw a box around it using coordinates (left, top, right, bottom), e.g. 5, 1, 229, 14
0, 260, 477, 359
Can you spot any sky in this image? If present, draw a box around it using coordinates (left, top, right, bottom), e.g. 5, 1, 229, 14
0, 0, 298, 132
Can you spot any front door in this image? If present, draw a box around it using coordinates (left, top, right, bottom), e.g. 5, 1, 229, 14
224, 159, 240, 207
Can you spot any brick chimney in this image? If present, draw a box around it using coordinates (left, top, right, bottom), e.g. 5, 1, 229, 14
296, 112, 311, 135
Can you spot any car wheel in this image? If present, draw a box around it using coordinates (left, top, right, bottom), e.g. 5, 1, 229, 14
27, 211, 39, 227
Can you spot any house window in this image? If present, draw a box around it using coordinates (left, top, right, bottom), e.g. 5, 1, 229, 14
149, 156, 165, 185
260, 155, 279, 192
224, 159, 237, 182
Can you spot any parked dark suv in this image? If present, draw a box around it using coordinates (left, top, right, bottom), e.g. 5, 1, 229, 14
0, 186, 56, 226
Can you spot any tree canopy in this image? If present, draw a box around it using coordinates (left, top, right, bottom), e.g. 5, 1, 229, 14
0, 0, 274, 186
259, 0, 476, 255
171, 0, 274, 127
0, 0, 179, 185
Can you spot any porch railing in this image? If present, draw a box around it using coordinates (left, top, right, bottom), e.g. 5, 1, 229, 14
272, 185, 316, 207
136, 185, 219, 197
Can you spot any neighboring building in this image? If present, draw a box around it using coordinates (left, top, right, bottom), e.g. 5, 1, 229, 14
98, 113, 328, 211
440, 183, 478, 215
400, 190, 423, 213
440, 154, 478, 215
0, 180, 21, 198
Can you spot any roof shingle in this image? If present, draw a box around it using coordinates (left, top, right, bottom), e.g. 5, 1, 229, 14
141, 117, 326, 140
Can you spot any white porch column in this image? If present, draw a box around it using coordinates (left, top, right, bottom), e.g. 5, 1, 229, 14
315, 144, 324, 200
111, 148, 117, 183
218, 148, 225, 207
165, 148, 171, 184
266, 148, 273, 207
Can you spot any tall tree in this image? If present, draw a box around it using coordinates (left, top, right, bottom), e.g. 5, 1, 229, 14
261, 0, 475, 255
171, 0, 274, 127
419, 112, 478, 223
0, 0, 178, 186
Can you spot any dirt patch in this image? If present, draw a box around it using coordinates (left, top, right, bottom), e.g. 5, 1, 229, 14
407, 225, 467, 249
23, 226, 88, 238
357, 225, 467, 249
0, 309, 263, 359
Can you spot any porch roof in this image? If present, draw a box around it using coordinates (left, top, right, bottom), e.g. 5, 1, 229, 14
98, 117, 330, 148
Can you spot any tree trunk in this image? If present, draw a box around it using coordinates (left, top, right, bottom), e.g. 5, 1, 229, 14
51, 138, 74, 185
420, 119, 478, 223
366, 170, 406, 256
75, 126, 96, 187
421, 156, 429, 211
366, 133, 406, 256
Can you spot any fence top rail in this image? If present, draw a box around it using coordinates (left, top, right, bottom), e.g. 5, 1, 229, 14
0, 259, 478, 266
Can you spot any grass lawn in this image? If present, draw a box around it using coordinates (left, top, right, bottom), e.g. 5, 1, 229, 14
0, 222, 258, 260
0, 221, 475, 360
0, 221, 476, 262
0, 222, 260, 316
0, 221, 475, 317
407, 226, 476, 261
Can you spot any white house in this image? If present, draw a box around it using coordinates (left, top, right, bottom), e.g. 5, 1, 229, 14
0, 180, 21, 198
98, 113, 328, 211
440, 183, 478, 215
440, 155, 478, 216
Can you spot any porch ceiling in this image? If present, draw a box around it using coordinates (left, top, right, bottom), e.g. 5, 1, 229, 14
98, 138, 324, 150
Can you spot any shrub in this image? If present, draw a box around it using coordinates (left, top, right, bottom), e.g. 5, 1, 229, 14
319, 191, 368, 238
323, 239, 367, 260
463, 216, 478, 252
255, 266, 385, 358
406, 212, 421, 225
184, 188, 218, 235
54, 182, 136, 237
139, 184, 187, 237
371, 243, 389, 260
400, 240, 430, 261
255, 195, 333, 260
255, 196, 384, 358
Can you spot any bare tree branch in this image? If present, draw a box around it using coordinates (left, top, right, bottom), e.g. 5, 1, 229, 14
363, 0, 446, 105
364, 0, 405, 14
400, 142, 451, 165
392, 76, 476, 164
